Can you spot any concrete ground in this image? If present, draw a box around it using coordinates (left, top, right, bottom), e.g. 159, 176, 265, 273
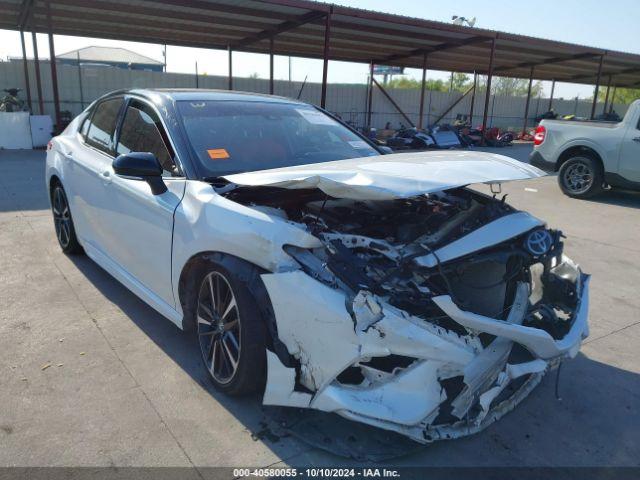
0, 146, 639, 469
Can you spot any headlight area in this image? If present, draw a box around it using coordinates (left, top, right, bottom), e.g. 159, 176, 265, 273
264, 230, 589, 444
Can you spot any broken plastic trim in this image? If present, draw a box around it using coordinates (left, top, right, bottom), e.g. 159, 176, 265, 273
433, 274, 589, 360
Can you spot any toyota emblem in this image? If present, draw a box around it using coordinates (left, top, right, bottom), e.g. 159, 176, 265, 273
525, 229, 553, 256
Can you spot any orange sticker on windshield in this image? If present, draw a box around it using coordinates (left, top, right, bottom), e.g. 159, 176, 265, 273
207, 148, 230, 160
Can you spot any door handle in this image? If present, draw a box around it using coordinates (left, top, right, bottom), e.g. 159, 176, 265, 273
633, 137, 640, 143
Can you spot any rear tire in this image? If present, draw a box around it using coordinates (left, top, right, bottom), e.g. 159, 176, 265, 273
558, 155, 604, 199
51, 183, 83, 254
193, 259, 267, 395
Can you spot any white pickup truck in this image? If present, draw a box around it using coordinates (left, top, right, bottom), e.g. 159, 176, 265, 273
530, 99, 640, 198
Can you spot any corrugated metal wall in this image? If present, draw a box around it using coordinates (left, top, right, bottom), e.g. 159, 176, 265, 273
2, 60, 629, 130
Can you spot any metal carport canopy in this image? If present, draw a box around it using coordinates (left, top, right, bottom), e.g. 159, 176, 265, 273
2, 0, 640, 88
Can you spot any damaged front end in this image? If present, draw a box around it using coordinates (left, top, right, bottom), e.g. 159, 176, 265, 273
223, 184, 590, 444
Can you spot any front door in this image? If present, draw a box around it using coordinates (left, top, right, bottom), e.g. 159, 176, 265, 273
100, 98, 186, 308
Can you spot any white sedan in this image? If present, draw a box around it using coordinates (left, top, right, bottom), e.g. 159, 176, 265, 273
46, 89, 589, 444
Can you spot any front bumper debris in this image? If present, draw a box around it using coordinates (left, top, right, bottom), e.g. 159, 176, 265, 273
434, 274, 590, 360
260, 258, 590, 444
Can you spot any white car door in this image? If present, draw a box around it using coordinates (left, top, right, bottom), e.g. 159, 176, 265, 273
64, 97, 124, 248
99, 97, 186, 308
619, 117, 640, 182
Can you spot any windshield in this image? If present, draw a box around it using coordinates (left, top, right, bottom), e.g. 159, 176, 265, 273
177, 100, 379, 177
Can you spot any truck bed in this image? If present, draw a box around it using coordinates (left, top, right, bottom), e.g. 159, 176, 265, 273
542, 119, 620, 129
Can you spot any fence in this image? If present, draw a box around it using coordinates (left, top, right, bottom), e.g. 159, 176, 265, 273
1, 59, 629, 131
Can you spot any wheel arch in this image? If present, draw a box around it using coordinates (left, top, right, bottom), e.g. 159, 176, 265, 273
49, 174, 62, 192
556, 145, 604, 173
177, 250, 295, 367
47, 174, 64, 210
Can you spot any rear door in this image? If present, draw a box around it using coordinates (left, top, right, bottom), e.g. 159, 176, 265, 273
619, 113, 640, 182
99, 97, 186, 307
65, 97, 123, 248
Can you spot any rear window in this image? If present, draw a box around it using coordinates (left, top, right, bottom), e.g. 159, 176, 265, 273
85, 98, 122, 155
177, 100, 379, 178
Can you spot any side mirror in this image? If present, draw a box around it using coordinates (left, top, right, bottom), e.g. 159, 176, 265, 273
378, 146, 393, 155
113, 152, 167, 195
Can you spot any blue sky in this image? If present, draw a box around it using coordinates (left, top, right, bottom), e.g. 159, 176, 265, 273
0, 0, 636, 99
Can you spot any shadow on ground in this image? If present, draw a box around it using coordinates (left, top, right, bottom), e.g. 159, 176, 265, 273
583, 189, 640, 209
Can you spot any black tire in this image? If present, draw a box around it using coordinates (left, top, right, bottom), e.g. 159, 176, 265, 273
192, 259, 267, 395
558, 155, 604, 199
51, 182, 83, 254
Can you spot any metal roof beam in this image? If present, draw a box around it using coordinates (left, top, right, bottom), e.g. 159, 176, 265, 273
27, 7, 410, 59
374, 35, 490, 64
569, 66, 640, 83
141, 0, 291, 21
328, 19, 481, 46
16, 0, 34, 28
31, 9, 249, 41
30, 0, 277, 31
29, 15, 392, 60
494, 52, 600, 73
232, 10, 326, 48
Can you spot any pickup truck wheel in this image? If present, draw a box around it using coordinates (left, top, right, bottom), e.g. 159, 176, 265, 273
194, 262, 266, 395
558, 156, 603, 198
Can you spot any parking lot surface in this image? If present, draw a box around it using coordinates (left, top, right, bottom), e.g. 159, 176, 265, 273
0, 146, 638, 469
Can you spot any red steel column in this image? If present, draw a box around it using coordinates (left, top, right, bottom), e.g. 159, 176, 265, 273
548, 79, 556, 111
366, 61, 374, 128
590, 54, 604, 119
609, 86, 617, 114
32, 31, 44, 115
602, 75, 612, 115
19, 30, 33, 112
481, 39, 496, 144
469, 72, 477, 124
227, 46, 233, 90
522, 66, 534, 134
320, 9, 332, 108
46, 0, 61, 130
269, 37, 274, 95
418, 53, 427, 129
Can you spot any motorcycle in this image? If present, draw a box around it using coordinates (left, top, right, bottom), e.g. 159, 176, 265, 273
594, 111, 622, 122
534, 109, 558, 123
0, 88, 28, 112
386, 126, 436, 150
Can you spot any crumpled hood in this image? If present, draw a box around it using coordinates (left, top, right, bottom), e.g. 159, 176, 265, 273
223, 151, 546, 200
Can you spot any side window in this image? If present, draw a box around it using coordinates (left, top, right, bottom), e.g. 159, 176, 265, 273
85, 98, 122, 155
116, 100, 179, 177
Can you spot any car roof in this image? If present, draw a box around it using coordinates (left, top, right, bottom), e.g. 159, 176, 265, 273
124, 88, 307, 105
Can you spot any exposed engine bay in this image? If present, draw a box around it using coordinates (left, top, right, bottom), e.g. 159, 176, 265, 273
220, 183, 589, 443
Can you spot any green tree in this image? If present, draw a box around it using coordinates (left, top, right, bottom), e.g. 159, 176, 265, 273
450, 73, 471, 92
597, 87, 640, 104
386, 77, 448, 91
491, 77, 543, 97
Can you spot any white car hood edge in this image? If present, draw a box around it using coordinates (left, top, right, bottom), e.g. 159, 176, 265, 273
223, 151, 546, 200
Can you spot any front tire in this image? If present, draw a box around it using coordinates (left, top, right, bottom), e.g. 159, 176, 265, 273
194, 261, 267, 395
51, 183, 83, 254
558, 156, 604, 199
